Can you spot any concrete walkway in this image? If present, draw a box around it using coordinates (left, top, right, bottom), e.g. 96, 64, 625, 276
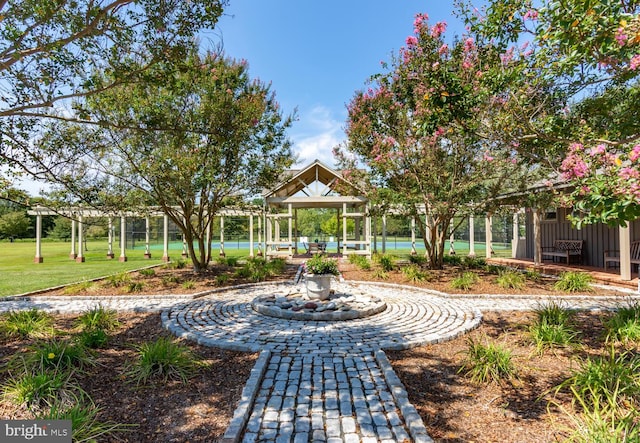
2, 282, 639, 443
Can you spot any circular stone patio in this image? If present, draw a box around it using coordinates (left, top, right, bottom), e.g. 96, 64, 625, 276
162, 280, 483, 353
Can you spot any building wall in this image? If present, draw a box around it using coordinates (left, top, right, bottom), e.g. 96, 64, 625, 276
524, 208, 640, 267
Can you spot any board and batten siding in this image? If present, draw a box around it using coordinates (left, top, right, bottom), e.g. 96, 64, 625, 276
524, 208, 640, 268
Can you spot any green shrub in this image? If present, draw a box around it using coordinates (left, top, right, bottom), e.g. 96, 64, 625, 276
21, 339, 96, 372
459, 337, 516, 384
557, 348, 640, 410
103, 272, 131, 288
525, 269, 542, 282
451, 271, 478, 290
76, 306, 119, 332
3, 371, 77, 410
125, 281, 144, 293
161, 275, 180, 286
603, 303, 640, 343
496, 269, 526, 290
138, 268, 156, 277
217, 256, 239, 267
126, 337, 198, 385
0, 309, 54, 339
409, 254, 428, 266
401, 264, 430, 282
39, 402, 133, 442
169, 258, 188, 269
215, 274, 230, 286
63, 280, 96, 295
462, 256, 486, 269
442, 254, 461, 266
536, 301, 575, 326
349, 255, 371, 270
554, 271, 593, 293
372, 269, 389, 280
304, 255, 340, 275
376, 254, 395, 272
77, 329, 109, 349
530, 321, 580, 353
182, 280, 196, 290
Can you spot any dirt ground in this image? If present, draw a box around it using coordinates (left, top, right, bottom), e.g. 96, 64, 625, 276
1, 259, 636, 442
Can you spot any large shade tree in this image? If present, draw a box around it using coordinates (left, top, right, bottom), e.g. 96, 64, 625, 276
460, 0, 640, 226
37, 52, 295, 272
0, 0, 227, 190
336, 13, 531, 268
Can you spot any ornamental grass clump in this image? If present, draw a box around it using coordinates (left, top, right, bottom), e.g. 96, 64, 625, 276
459, 336, 516, 384
126, 337, 198, 385
76, 306, 119, 332
554, 271, 593, 293
603, 302, 640, 344
304, 254, 339, 275
530, 302, 580, 353
401, 264, 430, 282
451, 271, 478, 290
376, 254, 395, 272
39, 402, 133, 442
0, 309, 54, 339
496, 269, 526, 290
2, 370, 80, 412
19, 339, 96, 373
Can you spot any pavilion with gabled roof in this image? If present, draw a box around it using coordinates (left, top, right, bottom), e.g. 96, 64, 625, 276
262, 159, 372, 258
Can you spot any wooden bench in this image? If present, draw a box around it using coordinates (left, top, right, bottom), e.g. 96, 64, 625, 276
604, 240, 640, 271
542, 240, 584, 264
305, 242, 326, 255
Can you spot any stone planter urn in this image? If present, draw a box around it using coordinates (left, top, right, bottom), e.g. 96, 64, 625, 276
305, 273, 333, 300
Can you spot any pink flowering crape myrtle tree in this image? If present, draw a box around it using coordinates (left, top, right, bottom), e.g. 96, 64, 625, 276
460, 0, 640, 226
335, 13, 531, 269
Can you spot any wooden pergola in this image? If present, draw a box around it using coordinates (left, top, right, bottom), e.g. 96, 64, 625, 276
262, 159, 372, 258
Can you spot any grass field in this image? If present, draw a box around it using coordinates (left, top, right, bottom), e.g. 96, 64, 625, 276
0, 238, 511, 297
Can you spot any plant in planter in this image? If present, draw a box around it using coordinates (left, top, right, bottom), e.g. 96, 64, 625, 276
304, 254, 340, 300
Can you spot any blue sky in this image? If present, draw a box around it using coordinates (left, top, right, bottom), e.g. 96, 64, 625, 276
211, 1, 468, 168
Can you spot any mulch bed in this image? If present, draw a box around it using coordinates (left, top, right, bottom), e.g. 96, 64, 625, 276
1, 259, 636, 442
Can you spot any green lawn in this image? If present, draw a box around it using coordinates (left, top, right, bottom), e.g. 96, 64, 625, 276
0, 240, 167, 297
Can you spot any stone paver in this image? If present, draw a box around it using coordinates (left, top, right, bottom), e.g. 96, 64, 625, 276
3, 279, 639, 442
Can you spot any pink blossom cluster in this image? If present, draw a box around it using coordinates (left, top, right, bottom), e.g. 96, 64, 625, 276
405, 35, 418, 47
561, 143, 590, 179
631, 54, 640, 70
615, 27, 628, 46
523, 9, 538, 21
630, 145, 640, 162
431, 22, 447, 39
413, 13, 429, 34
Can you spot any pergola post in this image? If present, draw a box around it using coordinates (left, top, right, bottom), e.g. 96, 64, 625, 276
294, 209, 298, 254
34, 211, 43, 263
182, 217, 188, 258
76, 214, 85, 262
257, 214, 263, 256
366, 203, 372, 257
287, 203, 293, 256
410, 217, 417, 256
70, 218, 77, 259
533, 208, 542, 265
512, 212, 520, 258
342, 203, 348, 255
162, 214, 170, 262
485, 213, 493, 259
219, 215, 225, 257
449, 218, 456, 255
619, 223, 632, 281
144, 216, 151, 259
107, 217, 115, 259
382, 214, 387, 254
355, 217, 361, 250
468, 214, 476, 257
249, 215, 255, 258
119, 215, 127, 262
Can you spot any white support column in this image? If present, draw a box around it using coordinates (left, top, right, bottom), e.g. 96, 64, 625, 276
410, 217, 417, 256
294, 209, 298, 254
342, 203, 348, 255
485, 214, 493, 259
512, 212, 519, 258
107, 217, 114, 259
34, 212, 43, 263
249, 215, 255, 258
144, 216, 151, 259
533, 208, 542, 265
355, 217, 361, 250
182, 217, 188, 258
219, 216, 225, 257
162, 214, 170, 262
619, 223, 632, 281
468, 214, 476, 257
288, 203, 293, 256
76, 214, 85, 262
266, 215, 272, 254
366, 203, 372, 258
70, 218, 77, 259
257, 214, 263, 256
119, 215, 127, 262
449, 219, 456, 255
382, 214, 387, 254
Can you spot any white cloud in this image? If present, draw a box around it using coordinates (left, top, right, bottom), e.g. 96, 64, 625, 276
291, 105, 346, 168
